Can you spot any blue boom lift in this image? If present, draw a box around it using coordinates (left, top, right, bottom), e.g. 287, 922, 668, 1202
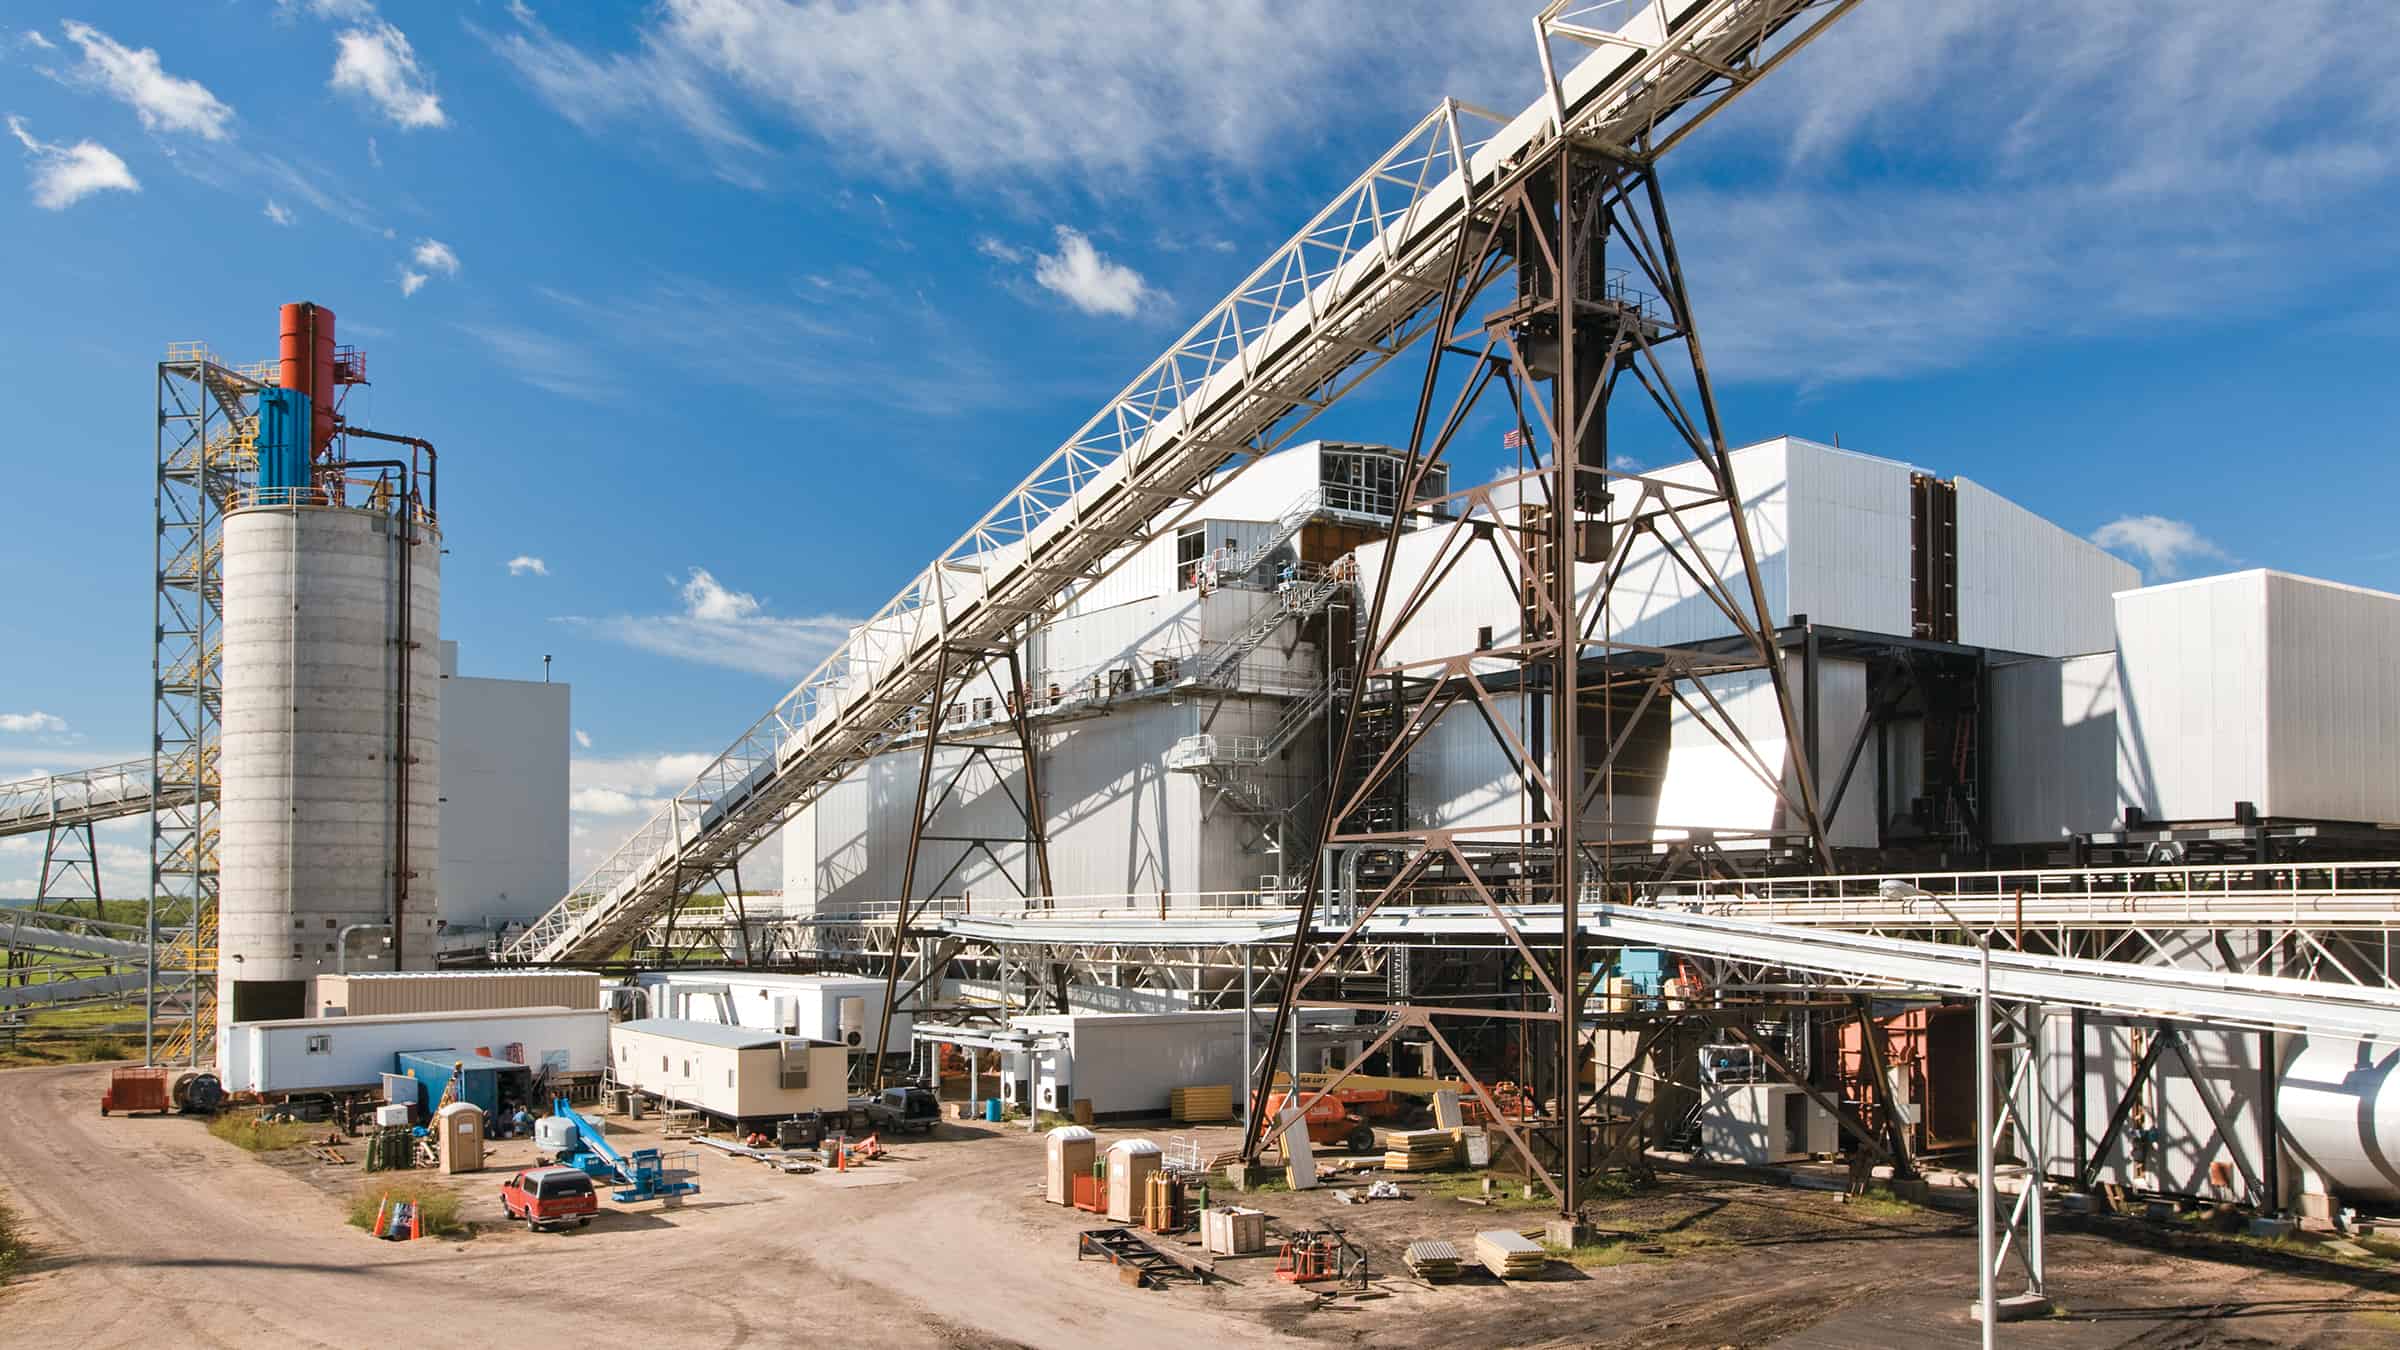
549, 1097, 699, 1203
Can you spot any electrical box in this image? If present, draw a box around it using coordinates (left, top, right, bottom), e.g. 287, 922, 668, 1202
1701, 1083, 1837, 1165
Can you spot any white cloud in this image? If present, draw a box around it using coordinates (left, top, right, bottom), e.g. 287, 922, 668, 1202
507, 555, 549, 577
2091, 516, 2230, 581
413, 237, 460, 275
574, 728, 592, 749
485, 3, 1534, 182
330, 20, 446, 129
1031, 226, 1152, 318
399, 237, 460, 298
60, 21, 235, 141
1671, 1, 2400, 386
0, 712, 69, 735
563, 567, 861, 680
263, 199, 295, 226
6, 117, 138, 210
974, 235, 1026, 265
22, 29, 54, 50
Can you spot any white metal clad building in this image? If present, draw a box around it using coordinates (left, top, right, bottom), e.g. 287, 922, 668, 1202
437, 641, 571, 931
221, 1005, 608, 1095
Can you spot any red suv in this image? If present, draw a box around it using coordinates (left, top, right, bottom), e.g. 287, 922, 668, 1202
500, 1166, 598, 1232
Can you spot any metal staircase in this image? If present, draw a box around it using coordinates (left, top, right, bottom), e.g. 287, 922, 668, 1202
507, 0, 1865, 965
1208, 487, 1325, 588
1186, 563, 1353, 690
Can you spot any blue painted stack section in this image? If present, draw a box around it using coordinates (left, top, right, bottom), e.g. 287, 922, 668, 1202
256, 387, 313, 497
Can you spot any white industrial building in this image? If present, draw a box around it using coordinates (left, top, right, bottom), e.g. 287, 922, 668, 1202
437, 641, 571, 934
776, 435, 2158, 910
1991, 570, 2400, 846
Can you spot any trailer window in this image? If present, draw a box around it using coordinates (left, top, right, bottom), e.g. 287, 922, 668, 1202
305, 1034, 330, 1054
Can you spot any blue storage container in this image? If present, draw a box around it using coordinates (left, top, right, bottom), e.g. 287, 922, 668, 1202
1618, 948, 1667, 997
394, 1049, 522, 1119
983, 1097, 1004, 1122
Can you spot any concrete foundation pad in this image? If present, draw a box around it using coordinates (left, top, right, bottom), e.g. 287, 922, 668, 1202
1968, 1293, 2055, 1323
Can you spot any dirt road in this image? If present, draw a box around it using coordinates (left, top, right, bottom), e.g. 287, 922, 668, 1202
5, 1062, 2398, 1349
0, 1064, 1300, 1349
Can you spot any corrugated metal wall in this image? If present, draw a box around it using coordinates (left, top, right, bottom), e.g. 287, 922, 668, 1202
1954, 477, 2135, 657
2264, 571, 2400, 821
317, 971, 602, 1016
2113, 573, 2271, 820
1987, 653, 2121, 844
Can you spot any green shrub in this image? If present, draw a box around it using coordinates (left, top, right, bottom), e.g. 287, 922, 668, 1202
346, 1179, 465, 1237
0, 1192, 23, 1285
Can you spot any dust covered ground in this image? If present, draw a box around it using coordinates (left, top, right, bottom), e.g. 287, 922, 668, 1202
5, 1064, 2397, 1349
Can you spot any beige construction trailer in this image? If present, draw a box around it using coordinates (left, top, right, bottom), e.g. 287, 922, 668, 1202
608, 1018, 846, 1125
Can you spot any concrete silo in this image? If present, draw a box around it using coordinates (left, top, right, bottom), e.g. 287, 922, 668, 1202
215, 302, 443, 1053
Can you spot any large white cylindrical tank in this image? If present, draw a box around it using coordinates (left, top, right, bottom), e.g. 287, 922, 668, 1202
218, 504, 440, 1049
2281, 1038, 2400, 1204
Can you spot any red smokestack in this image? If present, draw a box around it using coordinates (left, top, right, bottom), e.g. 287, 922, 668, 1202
278, 301, 338, 457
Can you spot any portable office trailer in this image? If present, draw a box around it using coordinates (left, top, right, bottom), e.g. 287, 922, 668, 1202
608, 1018, 847, 1125
637, 972, 909, 1052
221, 1006, 610, 1095
315, 970, 603, 1017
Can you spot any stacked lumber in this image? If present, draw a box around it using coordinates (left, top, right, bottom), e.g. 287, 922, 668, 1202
1381, 1128, 1457, 1172
1170, 1085, 1234, 1123
1403, 1238, 1462, 1282
1474, 1229, 1547, 1280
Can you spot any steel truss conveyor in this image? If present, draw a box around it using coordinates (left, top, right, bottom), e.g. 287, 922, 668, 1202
508, 0, 1861, 964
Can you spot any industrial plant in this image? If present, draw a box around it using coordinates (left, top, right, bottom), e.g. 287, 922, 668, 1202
3, 3, 2396, 1346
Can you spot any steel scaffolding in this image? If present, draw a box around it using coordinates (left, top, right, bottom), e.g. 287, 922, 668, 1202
147, 346, 260, 1066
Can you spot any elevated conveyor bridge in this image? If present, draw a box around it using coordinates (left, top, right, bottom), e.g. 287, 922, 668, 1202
510, 0, 1863, 965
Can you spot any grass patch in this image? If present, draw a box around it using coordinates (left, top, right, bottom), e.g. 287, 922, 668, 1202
2356, 1234, 2400, 1262
1843, 1185, 1918, 1219
344, 1179, 467, 1238
1541, 1237, 1653, 1269
208, 1111, 314, 1153
1423, 1170, 1553, 1210
64, 1037, 130, 1063
0, 1192, 23, 1286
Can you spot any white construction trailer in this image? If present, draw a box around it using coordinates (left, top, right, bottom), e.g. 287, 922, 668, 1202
608, 1017, 847, 1124
221, 1006, 610, 1096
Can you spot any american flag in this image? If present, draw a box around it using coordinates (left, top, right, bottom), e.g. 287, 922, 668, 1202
1501, 426, 1528, 450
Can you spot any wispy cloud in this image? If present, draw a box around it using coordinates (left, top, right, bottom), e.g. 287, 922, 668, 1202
562, 567, 861, 680
21, 29, 55, 51
0, 711, 70, 735
1676, 1, 2400, 386
507, 555, 549, 577
330, 19, 445, 129
263, 199, 295, 226
1030, 226, 1153, 318
6, 117, 138, 210
482, 2, 1534, 183
573, 728, 592, 749
2091, 515, 2230, 581
457, 322, 608, 398
58, 20, 235, 140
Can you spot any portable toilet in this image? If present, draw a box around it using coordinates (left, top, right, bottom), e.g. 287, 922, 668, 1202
1105, 1139, 1161, 1222
434, 1102, 486, 1174
1045, 1125, 1097, 1206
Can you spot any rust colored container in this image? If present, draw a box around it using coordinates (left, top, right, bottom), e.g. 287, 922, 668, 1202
101, 1065, 173, 1115
277, 301, 338, 455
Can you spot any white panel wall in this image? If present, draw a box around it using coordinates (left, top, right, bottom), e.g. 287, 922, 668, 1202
438, 653, 570, 929
2263, 571, 2400, 822
1782, 439, 1914, 635
1955, 477, 2135, 657
1987, 653, 2121, 844
2113, 573, 2271, 821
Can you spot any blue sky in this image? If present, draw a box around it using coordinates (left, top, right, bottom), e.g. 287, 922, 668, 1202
3, 1, 2397, 896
